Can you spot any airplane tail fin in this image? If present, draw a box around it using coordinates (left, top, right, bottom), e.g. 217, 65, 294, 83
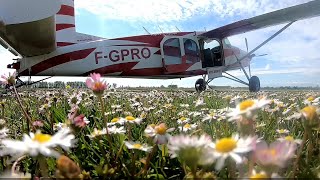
55, 0, 76, 47
55, 0, 105, 47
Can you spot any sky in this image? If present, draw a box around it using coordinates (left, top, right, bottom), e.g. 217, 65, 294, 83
1, 0, 320, 88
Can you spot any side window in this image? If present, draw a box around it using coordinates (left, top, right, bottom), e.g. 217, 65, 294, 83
183, 38, 200, 63
163, 38, 182, 65
163, 38, 181, 57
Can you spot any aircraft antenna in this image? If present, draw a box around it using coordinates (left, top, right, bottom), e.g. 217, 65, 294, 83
158, 25, 164, 33
143, 27, 151, 35
175, 26, 181, 32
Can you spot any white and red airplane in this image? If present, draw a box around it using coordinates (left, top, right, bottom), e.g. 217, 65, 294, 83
1, 0, 320, 92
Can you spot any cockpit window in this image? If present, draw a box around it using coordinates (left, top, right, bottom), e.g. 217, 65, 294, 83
223, 38, 232, 48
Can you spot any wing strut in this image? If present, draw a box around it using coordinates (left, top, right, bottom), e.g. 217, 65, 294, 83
235, 21, 295, 63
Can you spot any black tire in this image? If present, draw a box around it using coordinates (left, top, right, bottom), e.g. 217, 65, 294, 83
249, 76, 260, 92
195, 78, 206, 93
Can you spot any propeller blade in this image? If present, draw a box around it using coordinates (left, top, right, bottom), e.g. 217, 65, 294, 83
245, 38, 249, 52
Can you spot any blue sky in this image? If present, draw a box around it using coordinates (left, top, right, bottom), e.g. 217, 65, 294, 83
1, 0, 320, 87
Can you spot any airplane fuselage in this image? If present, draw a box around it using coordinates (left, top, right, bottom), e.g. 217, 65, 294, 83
11, 32, 250, 79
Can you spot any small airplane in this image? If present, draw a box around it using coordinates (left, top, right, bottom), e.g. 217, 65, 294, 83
1, 0, 320, 92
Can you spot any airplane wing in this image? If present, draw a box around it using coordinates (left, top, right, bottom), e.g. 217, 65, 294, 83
0, 0, 61, 57
201, 0, 320, 39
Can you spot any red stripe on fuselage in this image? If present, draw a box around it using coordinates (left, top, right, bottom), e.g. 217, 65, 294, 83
82, 62, 139, 76
57, 42, 76, 46
56, 24, 75, 31
57, 5, 74, 16
20, 48, 96, 76
112, 32, 191, 48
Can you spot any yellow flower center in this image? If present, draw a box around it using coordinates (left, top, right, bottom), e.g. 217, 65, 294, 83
278, 129, 286, 133
33, 133, 52, 143
111, 118, 119, 123
285, 136, 294, 142
209, 112, 215, 117
307, 96, 315, 102
126, 116, 135, 121
93, 82, 105, 90
184, 124, 191, 128
155, 124, 167, 135
301, 106, 317, 120
133, 144, 142, 149
180, 117, 187, 121
250, 173, 268, 179
215, 138, 237, 153
239, 100, 255, 111
150, 124, 156, 128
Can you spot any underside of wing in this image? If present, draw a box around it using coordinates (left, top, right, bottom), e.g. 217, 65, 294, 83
0, 0, 61, 57
201, 0, 320, 39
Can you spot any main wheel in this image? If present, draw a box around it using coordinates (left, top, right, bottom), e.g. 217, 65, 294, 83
249, 76, 260, 92
195, 78, 206, 93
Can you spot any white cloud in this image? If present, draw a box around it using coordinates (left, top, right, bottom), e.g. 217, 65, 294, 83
75, 0, 312, 22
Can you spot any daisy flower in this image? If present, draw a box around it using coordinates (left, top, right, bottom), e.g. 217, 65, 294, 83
108, 126, 126, 134
124, 141, 152, 152
210, 134, 256, 170
87, 128, 107, 138
0, 72, 16, 86
178, 123, 197, 132
194, 97, 206, 107
276, 129, 290, 135
254, 140, 297, 169
86, 73, 108, 96
167, 134, 213, 166
121, 116, 143, 124
177, 117, 190, 124
202, 112, 217, 122
107, 117, 125, 126
277, 135, 302, 145
144, 123, 174, 144
228, 98, 271, 121
0, 128, 75, 158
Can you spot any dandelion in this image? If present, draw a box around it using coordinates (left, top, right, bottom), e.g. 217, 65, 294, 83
124, 141, 152, 152
144, 123, 174, 144
86, 73, 107, 96
0, 128, 76, 158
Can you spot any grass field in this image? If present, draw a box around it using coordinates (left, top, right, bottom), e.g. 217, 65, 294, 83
0, 74, 320, 179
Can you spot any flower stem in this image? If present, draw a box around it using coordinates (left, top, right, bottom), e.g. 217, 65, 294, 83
292, 129, 308, 178
11, 155, 26, 175
13, 86, 31, 132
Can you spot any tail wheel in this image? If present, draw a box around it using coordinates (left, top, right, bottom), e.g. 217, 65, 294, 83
195, 78, 206, 93
249, 76, 260, 92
